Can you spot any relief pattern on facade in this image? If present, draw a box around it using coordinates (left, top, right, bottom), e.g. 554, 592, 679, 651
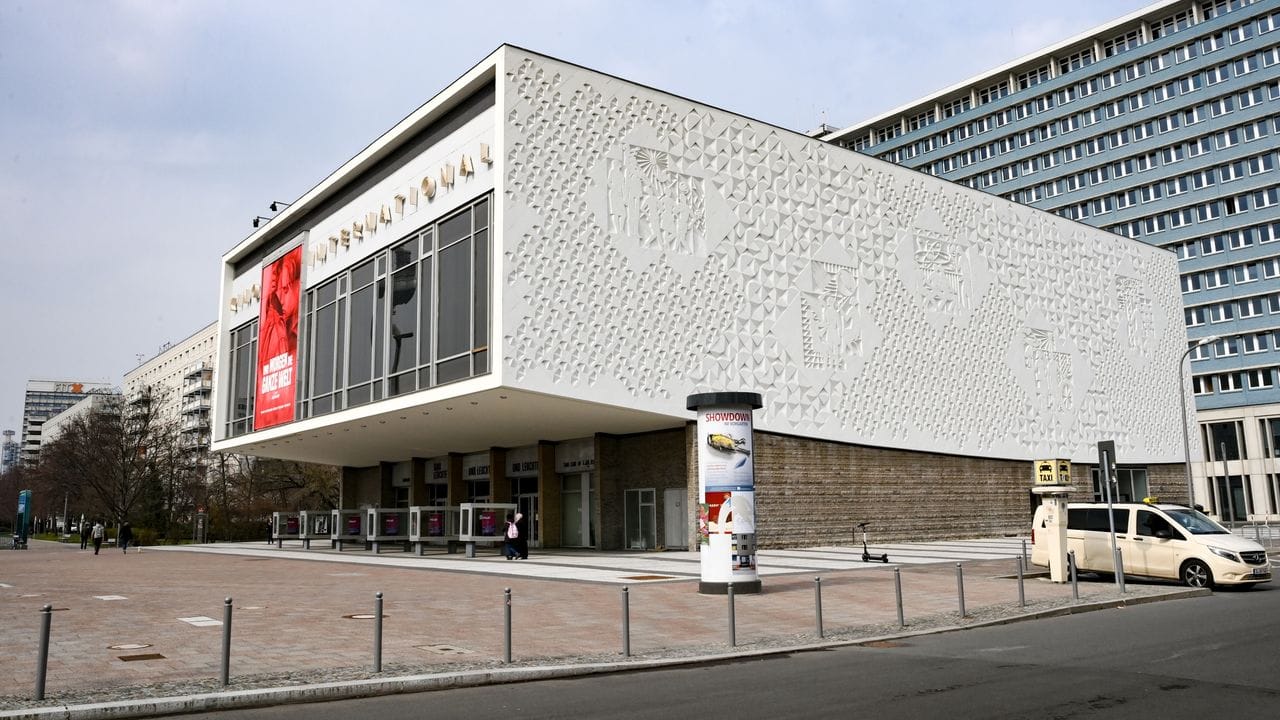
502, 52, 1184, 461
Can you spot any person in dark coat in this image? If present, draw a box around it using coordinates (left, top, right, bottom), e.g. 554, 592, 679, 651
503, 513, 519, 560
119, 521, 134, 553
79, 523, 90, 550
514, 512, 530, 559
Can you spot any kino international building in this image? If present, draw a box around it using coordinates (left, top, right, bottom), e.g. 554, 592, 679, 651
213, 45, 1185, 551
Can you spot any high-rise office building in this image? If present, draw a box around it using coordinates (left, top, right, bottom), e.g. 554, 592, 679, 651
20, 380, 117, 464
0, 429, 18, 474
825, 0, 1280, 521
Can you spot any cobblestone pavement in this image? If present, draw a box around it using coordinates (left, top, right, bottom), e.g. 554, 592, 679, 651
0, 538, 1205, 716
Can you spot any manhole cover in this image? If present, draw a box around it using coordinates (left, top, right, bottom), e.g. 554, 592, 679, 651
95, 595, 128, 601
119, 653, 166, 662
178, 616, 223, 627
108, 643, 152, 650
621, 575, 674, 581
343, 613, 388, 620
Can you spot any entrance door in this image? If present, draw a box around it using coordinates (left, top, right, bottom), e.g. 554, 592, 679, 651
663, 488, 687, 549
624, 488, 657, 550
560, 473, 594, 548
517, 494, 539, 548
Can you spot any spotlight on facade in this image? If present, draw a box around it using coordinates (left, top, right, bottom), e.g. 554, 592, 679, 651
252, 216, 271, 228
269, 201, 291, 212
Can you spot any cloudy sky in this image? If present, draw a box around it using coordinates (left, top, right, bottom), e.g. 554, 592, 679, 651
0, 0, 1154, 430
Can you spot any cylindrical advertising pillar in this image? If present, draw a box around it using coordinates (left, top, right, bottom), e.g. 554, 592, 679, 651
687, 392, 764, 595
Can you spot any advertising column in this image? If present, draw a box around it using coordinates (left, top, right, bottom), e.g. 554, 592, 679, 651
254, 245, 303, 430
687, 392, 763, 595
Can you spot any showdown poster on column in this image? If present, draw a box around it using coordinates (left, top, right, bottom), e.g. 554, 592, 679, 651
254, 246, 303, 429
697, 408, 758, 579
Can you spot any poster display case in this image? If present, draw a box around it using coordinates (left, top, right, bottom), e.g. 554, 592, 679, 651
271, 511, 301, 548
408, 506, 461, 555
365, 507, 411, 553
459, 502, 517, 557
331, 509, 367, 551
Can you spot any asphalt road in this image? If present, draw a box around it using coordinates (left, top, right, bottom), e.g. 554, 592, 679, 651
184, 584, 1280, 719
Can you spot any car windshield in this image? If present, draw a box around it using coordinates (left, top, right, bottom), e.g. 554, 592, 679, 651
1163, 507, 1229, 535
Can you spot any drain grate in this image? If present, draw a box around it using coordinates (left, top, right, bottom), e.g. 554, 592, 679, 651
119, 653, 166, 662
621, 575, 674, 581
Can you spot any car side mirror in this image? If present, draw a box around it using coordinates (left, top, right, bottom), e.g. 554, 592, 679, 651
1154, 528, 1172, 539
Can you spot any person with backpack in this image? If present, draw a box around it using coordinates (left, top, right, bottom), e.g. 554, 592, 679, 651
91, 521, 104, 555
503, 512, 520, 560
514, 512, 529, 560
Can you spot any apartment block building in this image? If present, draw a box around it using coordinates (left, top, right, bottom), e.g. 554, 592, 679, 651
826, 0, 1280, 520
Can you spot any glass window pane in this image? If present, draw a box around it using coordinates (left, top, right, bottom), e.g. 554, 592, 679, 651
349, 285, 374, 384
473, 227, 488, 350
439, 209, 471, 249
352, 259, 375, 289
419, 255, 433, 369
474, 198, 489, 230
438, 238, 471, 359
349, 384, 371, 407
389, 266, 417, 373
314, 303, 335, 395
374, 278, 386, 380
392, 239, 418, 270
437, 355, 470, 384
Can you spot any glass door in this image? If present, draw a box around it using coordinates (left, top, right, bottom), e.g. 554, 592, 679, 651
624, 488, 657, 550
517, 494, 539, 548
560, 473, 594, 547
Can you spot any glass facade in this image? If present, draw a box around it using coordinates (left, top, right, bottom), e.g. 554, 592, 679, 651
224, 321, 258, 437
225, 194, 491, 437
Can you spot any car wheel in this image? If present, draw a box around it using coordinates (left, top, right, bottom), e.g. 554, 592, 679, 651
1181, 559, 1214, 588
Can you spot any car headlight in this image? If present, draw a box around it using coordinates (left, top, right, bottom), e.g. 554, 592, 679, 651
1208, 546, 1240, 563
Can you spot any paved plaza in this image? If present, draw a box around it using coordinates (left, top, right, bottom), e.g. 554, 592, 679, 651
1, 536, 1209, 718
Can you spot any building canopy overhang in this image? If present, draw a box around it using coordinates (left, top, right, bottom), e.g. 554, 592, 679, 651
212, 387, 684, 467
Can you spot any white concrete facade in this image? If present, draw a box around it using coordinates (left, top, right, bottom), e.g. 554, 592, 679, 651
213, 46, 1184, 470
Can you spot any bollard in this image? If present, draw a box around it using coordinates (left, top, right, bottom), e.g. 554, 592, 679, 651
35, 604, 51, 700
503, 588, 512, 663
622, 586, 631, 658
955, 563, 966, 618
894, 568, 905, 628
373, 592, 383, 673
1117, 548, 1126, 594
1021, 539, 1028, 566
814, 577, 824, 639
1068, 551, 1079, 601
220, 598, 232, 686
727, 583, 736, 647
1016, 556, 1026, 608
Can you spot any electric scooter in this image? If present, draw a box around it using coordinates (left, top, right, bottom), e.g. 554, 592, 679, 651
855, 521, 889, 563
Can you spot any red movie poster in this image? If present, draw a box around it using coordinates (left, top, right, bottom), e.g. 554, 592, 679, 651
254, 246, 303, 429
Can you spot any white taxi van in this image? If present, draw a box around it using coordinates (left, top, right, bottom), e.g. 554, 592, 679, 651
1031, 501, 1270, 588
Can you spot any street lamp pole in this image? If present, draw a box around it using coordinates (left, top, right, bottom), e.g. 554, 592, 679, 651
1179, 335, 1218, 509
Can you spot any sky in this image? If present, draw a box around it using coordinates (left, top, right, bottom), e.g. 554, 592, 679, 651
0, 0, 1157, 431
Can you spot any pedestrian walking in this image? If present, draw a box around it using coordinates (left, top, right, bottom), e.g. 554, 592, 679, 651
503, 512, 519, 560
119, 521, 133, 554
91, 521, 104, 555
515, 511, 529, 560
79, 524, 90, 550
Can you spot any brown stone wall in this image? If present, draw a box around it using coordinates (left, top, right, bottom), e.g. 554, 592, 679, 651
598, 428, 688, 550
751, 433, 1035, 547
